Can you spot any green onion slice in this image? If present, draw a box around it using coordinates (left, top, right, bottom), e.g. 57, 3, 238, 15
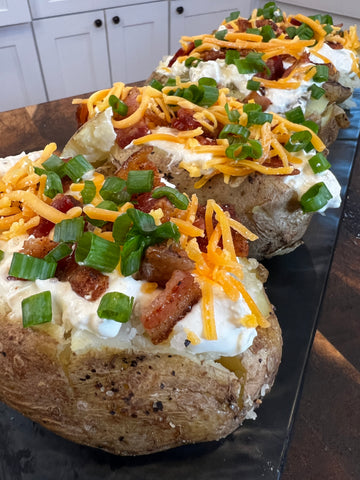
44, 171, 63, 199
313, 65, 329, 82
150, 79, 164, 91
85, 200, 118, 228
75, 232, 120, 273
126, 170, 154, 195
42, 154, 66, 177
109, 95, 128, 116
246, 79, 261, 91
285, 106, 305, 124
219, 124, 250, 143
0, 250, 4, 262
120, 235, 146, 277
151, 186, 189, 210
22, 291, 52, 328
308, 83, 325, 100
261, 24, 276, 42
296, 23, 314, 40
300, 182, 333, 212
224, 103, 240, 123
215, 29, 228, 41
225, 11, 240, 23
81, 180, 96, 204
308, 153, 331, 173
54, 216, 85, 242
247, 111, 273, 126
225, 49, 240, 65
243, 103, 262, 113
194, 39, 203, 48
185, 56, 201, 68
63, 155, 94, 183
302, 120, 319, 134
284, 131, 312, 152
9, 253, 57, 280
112, 212, 133, 245
44, 243, 72, 263
99, 176, 130, 205
97, 292, 134, 323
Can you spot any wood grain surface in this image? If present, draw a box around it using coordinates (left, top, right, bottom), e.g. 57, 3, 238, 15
1, 98, 359, 479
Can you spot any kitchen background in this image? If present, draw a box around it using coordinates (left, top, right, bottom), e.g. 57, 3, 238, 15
1, 0, 359, 112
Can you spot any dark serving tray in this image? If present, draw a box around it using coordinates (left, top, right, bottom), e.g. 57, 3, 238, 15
1, 91, 359, 480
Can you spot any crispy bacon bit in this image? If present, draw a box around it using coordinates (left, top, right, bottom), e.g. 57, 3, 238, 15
29, 194, 82, 238
115, 120, 151, 149
327, 41, 344, 50
194, 205, 249, 257
236, 18, 252, 32
134, 192, 176, 219
263, 155, 300, 175
135, 243, 194, 287
21, 237, 58, 258
171, 108, 202, 131
200, 49, 226, 62
168, 42, 195, 67
196, 136, 218, 145
76, 103, 89, 128
141, 270, 201, 344
56, 252, 109, 301
256, 18, 282, 35
256, 55, 285, 80
115, 146, 163, 187
243, 91, 272, 111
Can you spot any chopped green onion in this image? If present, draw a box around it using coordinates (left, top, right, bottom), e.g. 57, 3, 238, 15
185, 56, 201, 68
22, 291, 52, 328
225, 49, 240, 65
151, 185, 189, 210
286, 26, 297, 39
44, 243, 72, 263
44, 171, 63, 199
120, 235, 146, 277
246, 27, 261, 35
194, 39, 203, 48
198, 77, 217, 87
99, 176, 130, 205
247, 111, 273, 126
150, 79, 164, 91
42, 154, 66, 177
233, 58, 255, 74
259, 2, 283, 21
246, 79, 261, 91
109, 95, 128, 116
9, 253, 57, 280
215, 29, 228, 41
302, 120, 319, 134
225, 11, 240, 23
224, 103, 240, 123
285, 106, 305, 124
126, 208, 157, 233
324, 24, 333, 35
296, 23, 314, 40
112, 212, 133, 244
97, 292, 134, 323
226, 139, 262, 160
219, 124, 250, 143
261, 24, 276, 42
126, 170, 154, 195
53, 216, 85, 243
86, 200, 118, 228
198, 85, 219, 107
34, 167, 46, 176
309, 14, 333, 25
243, 103, 262, 113
148, 221, 180, 244
308, 153, 331, 173
63, 155, 93, 183
81, 180, 96, 204
300, 182, 333, 212
166, 78, 176, 86
75, 232, 120, 273
0, 250, 4, 262
284, 131, 312, 152
308, 83, 325, 100
313, 65, 329, 82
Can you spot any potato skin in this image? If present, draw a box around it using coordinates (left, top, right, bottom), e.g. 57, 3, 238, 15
111, 145, 312, 259
0, 300, 281, 456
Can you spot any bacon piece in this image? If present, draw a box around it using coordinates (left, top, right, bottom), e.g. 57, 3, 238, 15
171, 108, 202, 131
327, 41, 344, 50
29, 194, 82, 238
21, 237, 58, 258
200, 49, 226, 62
263, 156, 300, 175
236, 18, 251, 32
136, 243, 194, 287
115, 121, 150, 149
141, 270, 201, 344
168, 42, 195, 67
243, 91, 272, 111
76, 103, 89, 128
256, 55, 285, 80
56, 252, 109, 301
194, 205, 249, 257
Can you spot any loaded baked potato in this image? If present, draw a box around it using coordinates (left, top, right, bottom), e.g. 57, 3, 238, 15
0, 145, 281, 455
64, 78, 341, 259
150, 4, 360, 146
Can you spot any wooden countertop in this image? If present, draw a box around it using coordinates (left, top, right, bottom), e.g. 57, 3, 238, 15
1, 97, 359, 479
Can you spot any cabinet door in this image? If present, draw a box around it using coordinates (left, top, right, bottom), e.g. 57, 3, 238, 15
0, 0, 30, 26
0, 23, 46, 112
106, 1, 169, 84
170, 0, 252, 52
33, 11, 111, 101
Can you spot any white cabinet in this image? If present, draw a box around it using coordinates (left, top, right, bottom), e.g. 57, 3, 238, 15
33, 2, 169, 101
0, 23, 47, 112
0, 0, 31, 26
169, 0, 253, 52
106, 3, 168, 84
33, 11, 111, 101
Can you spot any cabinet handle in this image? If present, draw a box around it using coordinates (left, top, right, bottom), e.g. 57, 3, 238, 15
176, 6, 184, 14
94, 19, 103, 28
112, 16, 120, 24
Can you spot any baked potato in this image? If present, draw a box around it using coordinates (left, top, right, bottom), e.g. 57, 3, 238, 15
65, 79, 341, 259
0, 147, 282, 455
